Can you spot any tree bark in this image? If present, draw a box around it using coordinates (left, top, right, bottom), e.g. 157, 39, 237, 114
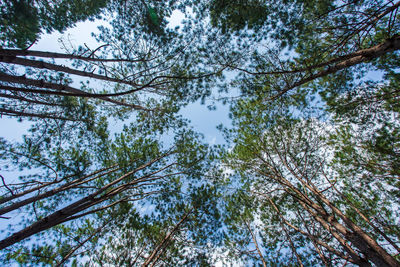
0, 73, 149, 110
0, 155, 168, 249
0, 166, 119, 216
266, 34, 400, 100
0, 48, 146, 63
0, 55, 140, 87
142, 207, 193, 267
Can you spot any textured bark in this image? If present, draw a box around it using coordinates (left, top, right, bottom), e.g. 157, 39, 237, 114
316, 194, 399, 267
268, 197, 356, 265
275, 149, 400, 267
299, 202, 372, 267
327, 177, 400, 254
256, 158, 371, 266
0, 193, 103, 249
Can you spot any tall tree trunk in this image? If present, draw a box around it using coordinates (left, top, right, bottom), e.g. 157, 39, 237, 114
142, 207, 193, 267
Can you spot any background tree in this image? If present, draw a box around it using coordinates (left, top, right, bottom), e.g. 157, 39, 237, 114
0, 0, 108, 49
220, 97, 400, 266
90, 184, 223, 266
206, 0, 400, 106
0, 104, 219, 265
0, 0, 226, 124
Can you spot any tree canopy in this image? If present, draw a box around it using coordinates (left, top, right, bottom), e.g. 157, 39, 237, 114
0, 0, 399, 266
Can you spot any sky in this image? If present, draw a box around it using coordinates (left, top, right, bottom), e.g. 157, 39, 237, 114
0, 10, 231, 146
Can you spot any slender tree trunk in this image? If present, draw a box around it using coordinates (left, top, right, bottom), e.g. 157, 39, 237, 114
276, 151, 400, 267
0, 166, 119, 216
0, 194, 104, 249
0, 73, 148, 110
301, 179, 400, 267
266, 34, 400, 100
0, 164, 117, 205
0, 56, 140, 87
0, 48, 145, 63
0, 156, 168, 249
0, 108, 76, 121
142, 207, 193, 267
244, 221, 268, 267
267, 196, 357, 265
298, 201, 372, 267
325, 176, 400, 254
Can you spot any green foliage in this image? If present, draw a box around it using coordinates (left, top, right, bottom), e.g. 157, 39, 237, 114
1, 0, 400, 266
221, 73, 399, 264
0, 0, 108, 48
209, 0, 268, 33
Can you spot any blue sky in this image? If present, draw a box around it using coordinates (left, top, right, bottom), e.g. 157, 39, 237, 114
0, 11, 232, 146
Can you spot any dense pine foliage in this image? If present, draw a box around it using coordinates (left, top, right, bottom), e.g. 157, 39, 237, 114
0, 0, 399, 266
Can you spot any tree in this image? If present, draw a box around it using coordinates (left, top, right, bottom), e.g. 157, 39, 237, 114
1, 1, 400, 265
90, 184, 223, 266
0, 0, 225, 123
0, 108, 216, 265
213, 1, 400, 265
0, 0, 108, 49
221, 97, 400, 266
207, 0, 400, 105
0, 2, 227, 265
